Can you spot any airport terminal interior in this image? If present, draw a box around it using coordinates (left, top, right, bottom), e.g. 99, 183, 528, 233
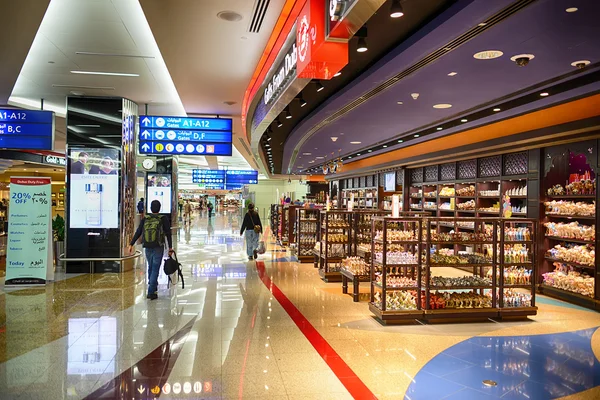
1, 0, 600, 399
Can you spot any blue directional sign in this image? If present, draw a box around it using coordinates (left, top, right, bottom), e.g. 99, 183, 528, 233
0, 108, 54, 150
192, 169, 226, 189
225, 170, 258, 185
225, 183, 247, 190
139, 115, 232, 156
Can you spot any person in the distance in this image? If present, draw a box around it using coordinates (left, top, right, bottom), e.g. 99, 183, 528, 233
240, 203, 262, 261
129, 200, 173, 300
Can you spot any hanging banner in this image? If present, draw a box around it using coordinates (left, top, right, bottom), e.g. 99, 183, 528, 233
5, 177, 52, 285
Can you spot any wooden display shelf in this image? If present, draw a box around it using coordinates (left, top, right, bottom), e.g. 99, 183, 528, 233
546, 214, 596, 220
430, 263, 493, 268
341, 269, 370, 302
456, 209, 476, 213
539, 284, 600, 311
372, 282, 417, 290
297, 254, 315, 263
429, 285, 493, 290
369, 303, 423, 324
498, 306, 538, 319
547, 195, 596, 199
319, 268, 342, 283
424, 308, 500, 323
545, 236, 595, 244
544, 257, 594, 270
429, 241, 493, 245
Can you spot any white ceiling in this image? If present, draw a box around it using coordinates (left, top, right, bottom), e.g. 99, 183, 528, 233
6, 0, 284, 171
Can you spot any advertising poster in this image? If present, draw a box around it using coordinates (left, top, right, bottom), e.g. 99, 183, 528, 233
5, 177, 52, 285
68, 317, 117, 375
147, 173, 172, 213
69, 148, 120, 229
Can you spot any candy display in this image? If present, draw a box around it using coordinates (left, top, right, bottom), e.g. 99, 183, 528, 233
439, 202, 453, 210
431, 292, 492, 309
429, 276, 491, 287
496, 289, 532, 307
341, 257, 369, 275
314, 242, 346, 257
410, 203, 423, 209
457, 200, 475, 210
544, 222, 595, 241
504, 227, 532, 241
543, 264, 594, 298
374, 290, 417, 310
503, 244, 531, 263
430, 231, 492, 242
375, 251, 418, 265
324, 219, 350, 228
439, 187, 455, 197
424, 190, 437, 198
411, 190, 423, 198
546, 244, 595, 267
323, 234, 347, 243
479, 205, 500, 213
548, 176, 596, 196
544, 200, 595, 217
456, 185, 475, 197
487, 266, 532, 285
424, 202, 437, 210
430, 252, 492, 264
374, 230, 418, 242
375, 275, 417, 288
505, 185, 527, 197
479, 185, 500, 197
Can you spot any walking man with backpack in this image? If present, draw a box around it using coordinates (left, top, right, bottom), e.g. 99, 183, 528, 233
129, 200, 173, 300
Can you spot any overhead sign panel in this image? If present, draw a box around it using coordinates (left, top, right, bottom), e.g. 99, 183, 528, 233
139, 116, 232, 156
0, 108, 54, 150
192, 169, 226, 189
225, 170, 258, 185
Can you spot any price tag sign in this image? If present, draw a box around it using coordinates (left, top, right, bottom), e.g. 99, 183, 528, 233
5, 177, 52, 285
392, 194, 400, 218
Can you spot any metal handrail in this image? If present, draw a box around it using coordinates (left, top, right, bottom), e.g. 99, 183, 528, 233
58, 250, 142, 262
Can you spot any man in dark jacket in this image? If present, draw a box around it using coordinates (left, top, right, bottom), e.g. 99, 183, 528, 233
129, 200, 173, 300
240, 203, 262, 261
137, 198, 145, 214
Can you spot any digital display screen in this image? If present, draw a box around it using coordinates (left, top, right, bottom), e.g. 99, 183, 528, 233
385, 172, 396, 192
68, 148, 120, 229
147, 173, 172, 214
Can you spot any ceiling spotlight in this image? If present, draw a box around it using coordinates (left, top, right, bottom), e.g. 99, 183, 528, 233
414, 134, 420, 138
383, 145, 388, 148
299, 95, 307, 107
350, 141, 361, 144
397, 139, 403, 143
348, 156, 352, 159
334, 71, 341, 77
284, 108, 292, 119
265, 143, 270, 148
397, 101, 403, 105
390, 0, 404, 18
473, 50, 503, 60
433, 104, 452, 109
277, 118, 283, 128
267, 135, 272, 141
368, 149, 372, 153
540, 92, 549, 97
461, 119, 468, 122
566, 7, 578, 13
436, 127, 443, 130
571, 60, 591, 69
316, 81, 325, 92
493, 108, 501, 112
357, 37, 368, 53
357, 153, 361, 156
448, 72, 458, 76
331, 137, 338, 142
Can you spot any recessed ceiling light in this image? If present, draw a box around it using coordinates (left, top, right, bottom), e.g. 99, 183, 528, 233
447, 72, 458, 76
397, 101, 403, 105
316, 81, 325, 92
303, 152, 312, 156
571, 60, 591, 68
316, 156, 325, 159
70, 70, 139, 77
334, 71, 341, 77
368, 150, 372, 153
540, 92, 549, 97
473, 50, 503, 60
357, 153, 361, 156
217, 11, 243, 22
493, 108, 501, 112
414, 134, 420, 138
433, 104, 452, 109
566, 7, 578, 13
398, 139, 403, 143
331, 137, 338, 142
461, 119, 468, 122
478, 22, 487, 27
436, 127, 443, 131
350, 141, 361, 144
348, 156, 352, 159
383, 145, 388, 148
390, 0, 404, 18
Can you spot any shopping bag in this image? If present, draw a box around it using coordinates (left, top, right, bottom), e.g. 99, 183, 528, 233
257, 240, 266, 254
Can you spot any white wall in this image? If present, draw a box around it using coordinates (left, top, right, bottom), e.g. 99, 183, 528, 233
249, 179, 308, 220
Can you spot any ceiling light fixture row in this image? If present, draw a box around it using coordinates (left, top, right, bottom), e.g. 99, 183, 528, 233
390, 0, 404, 18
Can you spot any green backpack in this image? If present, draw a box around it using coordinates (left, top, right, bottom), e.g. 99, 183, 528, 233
143, 214, 164, 247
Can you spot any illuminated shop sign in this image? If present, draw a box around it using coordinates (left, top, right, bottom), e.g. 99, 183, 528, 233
264, 43, 297, 105
44, 155, 66, 166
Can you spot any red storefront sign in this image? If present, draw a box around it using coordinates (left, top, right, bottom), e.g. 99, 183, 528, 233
296, 0, 348, 80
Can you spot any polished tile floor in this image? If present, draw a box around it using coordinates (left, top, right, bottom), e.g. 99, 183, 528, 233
0, 211, 599, 399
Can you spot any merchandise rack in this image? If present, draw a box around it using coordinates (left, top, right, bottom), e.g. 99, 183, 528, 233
369, 216, 423, 322
369, 216, 537, 324
314, 210, 352, 282
539, 143, 599, 310
296, 208, 320, 263
270, 204, 282, 243
283, 205, 300, 247
341, 188, 378, 210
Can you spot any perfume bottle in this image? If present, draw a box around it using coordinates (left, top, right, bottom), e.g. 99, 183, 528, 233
85, 183, 102, 226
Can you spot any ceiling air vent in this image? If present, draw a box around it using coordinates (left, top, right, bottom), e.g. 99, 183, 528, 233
248, 0, 270, 33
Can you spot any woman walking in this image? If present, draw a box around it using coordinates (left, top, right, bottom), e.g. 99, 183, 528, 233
240, 203, 262, 261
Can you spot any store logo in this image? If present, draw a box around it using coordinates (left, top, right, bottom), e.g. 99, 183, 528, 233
45, 155, 66, 166
264, 43, 297, 105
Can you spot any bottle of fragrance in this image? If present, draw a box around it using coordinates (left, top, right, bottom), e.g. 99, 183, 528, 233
85, 183, 102, 226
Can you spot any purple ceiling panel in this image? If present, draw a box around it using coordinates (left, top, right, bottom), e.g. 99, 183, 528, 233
286, 0, 600, 173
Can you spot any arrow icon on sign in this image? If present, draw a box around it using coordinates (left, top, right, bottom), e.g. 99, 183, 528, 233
141, 143, 150, 152
141, 130, 150, 139
138, 385, 145, 394
142, 117, 150, 126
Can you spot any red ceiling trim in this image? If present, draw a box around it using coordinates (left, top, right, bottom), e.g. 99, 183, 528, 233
241, 0, 308, 137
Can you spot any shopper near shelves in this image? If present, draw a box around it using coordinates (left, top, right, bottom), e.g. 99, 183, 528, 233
137, 198, 145, 215
129, 200, 173, 300
240, 203, 263, 261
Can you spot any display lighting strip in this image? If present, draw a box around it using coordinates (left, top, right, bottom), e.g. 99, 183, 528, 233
301, 67, 600, 173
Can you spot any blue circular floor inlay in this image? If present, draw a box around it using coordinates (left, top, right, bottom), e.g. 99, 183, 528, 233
405, 327, 600, 400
